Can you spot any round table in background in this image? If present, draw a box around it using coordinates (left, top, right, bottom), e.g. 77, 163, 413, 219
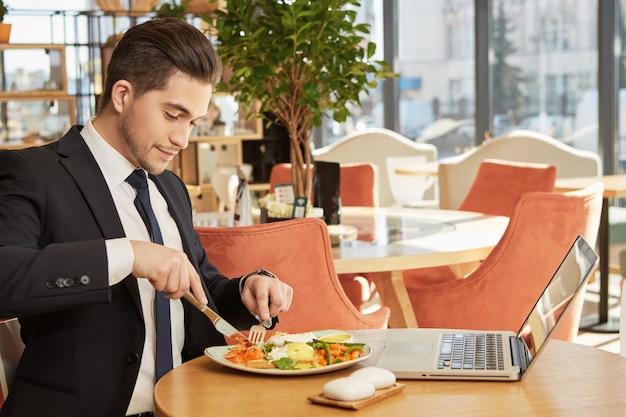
330, 207, 508, 327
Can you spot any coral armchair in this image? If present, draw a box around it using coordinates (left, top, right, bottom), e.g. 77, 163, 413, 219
437, 129, 601, 210
269, 162, 379, 207
269, 162, 379, 310
458, 159, 557, 216
404, 182, 603, 341
403, 159, 558, 285
195, 218, 390, 335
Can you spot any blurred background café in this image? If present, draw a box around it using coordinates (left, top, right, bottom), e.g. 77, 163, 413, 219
2, 0, 626, 355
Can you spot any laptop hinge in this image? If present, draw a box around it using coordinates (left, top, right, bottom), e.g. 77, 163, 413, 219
509, 336, 530, 375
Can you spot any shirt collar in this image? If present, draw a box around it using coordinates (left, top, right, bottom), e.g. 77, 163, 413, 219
80, 117, 138, 190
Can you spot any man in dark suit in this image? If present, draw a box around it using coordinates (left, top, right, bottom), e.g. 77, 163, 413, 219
0, 18, 293, 417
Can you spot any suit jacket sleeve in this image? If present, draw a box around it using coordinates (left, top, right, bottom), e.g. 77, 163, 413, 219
0, 147, 112, 317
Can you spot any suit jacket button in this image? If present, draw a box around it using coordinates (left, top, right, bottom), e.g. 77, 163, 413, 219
63, 278, 74, 287
56, 278, 65, 288
46, 280, 56, 289
80, 275, 90, 285
127, 352, 140, 364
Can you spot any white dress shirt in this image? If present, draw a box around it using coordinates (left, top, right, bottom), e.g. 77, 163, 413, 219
81, 119, 185, 414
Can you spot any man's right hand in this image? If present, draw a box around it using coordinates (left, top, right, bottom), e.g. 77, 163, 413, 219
130, 240, 208, 304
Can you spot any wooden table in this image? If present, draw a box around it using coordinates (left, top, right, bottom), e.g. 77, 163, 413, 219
154, 329, 626, 417
331, 207, 508, 327
555, 175, 626, 332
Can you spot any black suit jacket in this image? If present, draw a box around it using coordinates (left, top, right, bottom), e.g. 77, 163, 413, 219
0, 126, 257, 417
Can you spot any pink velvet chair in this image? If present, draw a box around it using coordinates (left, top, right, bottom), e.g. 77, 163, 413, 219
269, 162, 379, 310
403, 159, 558, 286
195, 218, 390, 335
403, 182, 603, 341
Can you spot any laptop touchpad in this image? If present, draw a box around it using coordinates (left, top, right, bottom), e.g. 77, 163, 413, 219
386, 342, 434, 355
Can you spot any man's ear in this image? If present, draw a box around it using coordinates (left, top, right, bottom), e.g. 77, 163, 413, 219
111, 80, 132, 113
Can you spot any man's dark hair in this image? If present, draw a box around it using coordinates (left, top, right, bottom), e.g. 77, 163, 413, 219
98, 18, 222, 110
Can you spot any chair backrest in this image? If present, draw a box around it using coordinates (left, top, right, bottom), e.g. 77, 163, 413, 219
405, 182, 604, 341
312, 128, 438, 206
210, 169, 239, 211
458, 159, 558, 217
385, 155, 438, 207
0, 318, 24, 409
194, 218, 390, 334
438, 129, 602, 209
268, 162, 379, 207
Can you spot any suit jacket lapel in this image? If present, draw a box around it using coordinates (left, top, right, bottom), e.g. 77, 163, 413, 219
56, 130, 193, 264
57, 128, 126, 239
56, 128, 142, 312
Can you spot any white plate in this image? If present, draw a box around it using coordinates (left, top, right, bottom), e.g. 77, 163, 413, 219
204, 329, 371, 376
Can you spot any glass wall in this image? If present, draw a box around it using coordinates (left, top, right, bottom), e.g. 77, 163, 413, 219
397, 0, 475, 159
620, 0, 626, 172
319, 0, 605, 165
6, 0, 624, 171
491, 0, 598, 154
320, 0, 476, 160
317, 0, 385, 145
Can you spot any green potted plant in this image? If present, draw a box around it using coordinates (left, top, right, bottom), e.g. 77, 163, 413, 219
153, 0, 190, 18
0, 0, 11, 43
204, 0, 394, 200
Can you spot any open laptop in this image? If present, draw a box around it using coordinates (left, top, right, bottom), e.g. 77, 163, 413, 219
376, 235, 598, 381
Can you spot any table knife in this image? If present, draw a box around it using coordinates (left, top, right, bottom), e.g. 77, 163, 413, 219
183, 291, 250, 343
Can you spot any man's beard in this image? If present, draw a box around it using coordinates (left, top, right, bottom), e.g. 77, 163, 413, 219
120, 108, 165, 176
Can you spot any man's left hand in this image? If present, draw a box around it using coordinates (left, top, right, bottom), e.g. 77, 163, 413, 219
240, 274, 293, 323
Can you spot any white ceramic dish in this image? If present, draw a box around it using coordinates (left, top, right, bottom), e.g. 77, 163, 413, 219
204, 329, 371, 376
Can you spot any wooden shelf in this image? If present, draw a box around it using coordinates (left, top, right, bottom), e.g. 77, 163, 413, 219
0, 44, 75, 145
179, 97, 264, 211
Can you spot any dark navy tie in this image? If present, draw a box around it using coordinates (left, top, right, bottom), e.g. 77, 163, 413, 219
126, 169, 173, 381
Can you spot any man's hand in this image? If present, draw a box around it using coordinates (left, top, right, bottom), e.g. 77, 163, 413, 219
240, 274, 293, 322
130, 240, 208, 304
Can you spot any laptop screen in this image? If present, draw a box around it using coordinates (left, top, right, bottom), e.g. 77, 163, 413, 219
516, 235, 598, 372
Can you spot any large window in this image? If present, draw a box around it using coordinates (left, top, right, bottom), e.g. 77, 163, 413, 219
491, 0, 598, 153
7, 0, 624, 170
319, 0, 603, 163
397, 0, 475, 146
380, 0, 476, 159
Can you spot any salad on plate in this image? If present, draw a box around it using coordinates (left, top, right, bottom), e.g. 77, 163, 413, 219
221, 330, 368, 371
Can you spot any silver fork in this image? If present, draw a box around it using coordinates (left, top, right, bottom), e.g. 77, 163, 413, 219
248, 324, 267, 345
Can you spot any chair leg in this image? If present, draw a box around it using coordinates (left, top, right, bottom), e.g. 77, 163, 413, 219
619, 249, 626, 301
621, 279, 626, 357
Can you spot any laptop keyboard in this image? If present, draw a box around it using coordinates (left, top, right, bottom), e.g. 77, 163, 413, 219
438, 333, 505, 370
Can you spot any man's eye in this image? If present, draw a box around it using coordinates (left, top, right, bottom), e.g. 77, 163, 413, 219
165, 112, 179, 120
